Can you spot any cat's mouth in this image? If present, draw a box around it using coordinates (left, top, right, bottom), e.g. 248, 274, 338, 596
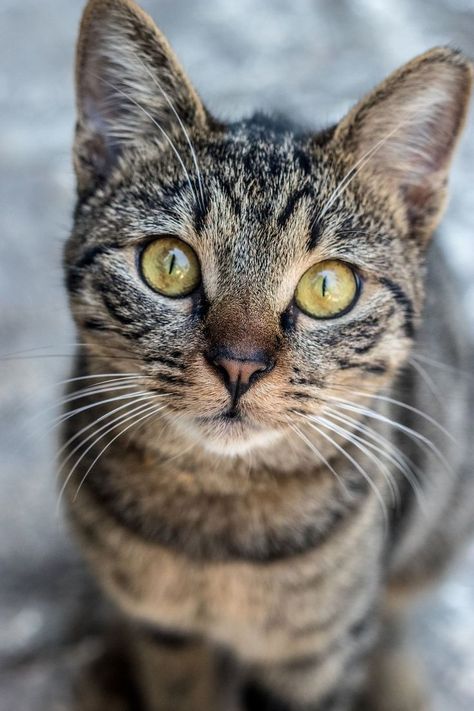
198, 409, 245, 424
175, 408, 283, 456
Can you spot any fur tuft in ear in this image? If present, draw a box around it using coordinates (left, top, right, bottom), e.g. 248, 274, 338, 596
74, 0, 208, 194
332, 48, 472, 239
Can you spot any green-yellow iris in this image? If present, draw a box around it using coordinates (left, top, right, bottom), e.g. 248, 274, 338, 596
140, 237, 201, 297
295, 260, 359, 319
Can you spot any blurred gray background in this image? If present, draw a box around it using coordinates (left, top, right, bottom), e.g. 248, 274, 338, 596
0, 0, 473, 709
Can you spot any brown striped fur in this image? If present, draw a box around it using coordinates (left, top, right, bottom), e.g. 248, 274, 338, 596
62, 1, 474, 709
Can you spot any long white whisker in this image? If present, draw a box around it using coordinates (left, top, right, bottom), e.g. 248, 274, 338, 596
329, 399, 454, 475
316, 415, 399, 507
25, 384, 149, 448
93, 73, 198, 204
411, 353, 473, 381
72, 403, 167, 502
58, 397, 158, 477
299, 414, 388, 528
56, 393, 157, 471
288, 422, 349, 494
321, 405, 424, 506
318, 120, 405, 223
33, 378, 145, 425
134, 56, 206, 211
343, 390, 456, 443
56, 399, 162, 513
408, 358, 443, 404
48, 389, 152, 433
55, 372, 141, 387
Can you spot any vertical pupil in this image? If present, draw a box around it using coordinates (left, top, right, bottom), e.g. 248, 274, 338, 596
168, 252, 176, 275
321, 274, 327, 297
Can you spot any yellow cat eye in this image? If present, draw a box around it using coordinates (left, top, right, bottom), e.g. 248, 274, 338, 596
140, 237, 201, 297
295, 260, 359, 319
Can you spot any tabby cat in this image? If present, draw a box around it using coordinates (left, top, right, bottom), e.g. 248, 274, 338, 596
62, 1, 474, 709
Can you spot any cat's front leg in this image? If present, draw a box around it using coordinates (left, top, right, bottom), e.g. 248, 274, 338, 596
74, 624, 231, 711
129, 626, 229, 711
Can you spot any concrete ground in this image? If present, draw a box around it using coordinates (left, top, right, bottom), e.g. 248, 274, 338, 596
0, 0, 473, 709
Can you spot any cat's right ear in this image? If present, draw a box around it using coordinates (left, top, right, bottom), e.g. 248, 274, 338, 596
74, 0, 209, 195
330, 48, 472, 241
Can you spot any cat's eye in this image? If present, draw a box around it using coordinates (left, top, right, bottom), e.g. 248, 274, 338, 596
140, 237, 201, 297
295, 260, 359, 319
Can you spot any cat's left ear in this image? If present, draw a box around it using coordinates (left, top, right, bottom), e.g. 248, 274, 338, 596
331, 48, 472, 241
74, 0, 210, 195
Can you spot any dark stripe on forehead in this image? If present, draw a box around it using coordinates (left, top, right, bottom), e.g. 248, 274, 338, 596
218, 178, 242, 218
293, 146, 313, 176
379, 277, 415, 338
306, 221, 321, 252
193, 189, 210, 234
307, 218, 322, 251
277, 185, 314, 229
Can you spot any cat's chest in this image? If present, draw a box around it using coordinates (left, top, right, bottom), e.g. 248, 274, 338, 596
72, 486, 381, 660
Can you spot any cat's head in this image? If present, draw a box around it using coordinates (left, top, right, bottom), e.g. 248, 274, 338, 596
67, 0, 472, 457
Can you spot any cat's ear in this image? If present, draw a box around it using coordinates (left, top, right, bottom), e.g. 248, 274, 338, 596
74, 0, 208, 194
331, 48, 472, 239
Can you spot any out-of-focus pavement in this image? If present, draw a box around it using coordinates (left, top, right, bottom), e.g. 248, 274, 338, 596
0, 1, 473, 709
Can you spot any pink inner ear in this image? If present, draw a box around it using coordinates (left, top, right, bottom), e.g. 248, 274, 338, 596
339, 58, 472, 194
331, 53, 472, 236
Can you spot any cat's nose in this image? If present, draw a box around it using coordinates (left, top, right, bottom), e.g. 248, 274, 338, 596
207, 349, 275, 406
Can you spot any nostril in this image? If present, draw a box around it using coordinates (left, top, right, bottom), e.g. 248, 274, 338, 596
205, 348, 275, 401
214, 357, 270, 387
248, 357, 275, 384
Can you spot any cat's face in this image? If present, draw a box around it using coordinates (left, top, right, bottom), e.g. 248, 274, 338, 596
67, 0, 472, 456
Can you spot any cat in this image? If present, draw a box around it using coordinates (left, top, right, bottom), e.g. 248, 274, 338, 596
61, 0, 473, 709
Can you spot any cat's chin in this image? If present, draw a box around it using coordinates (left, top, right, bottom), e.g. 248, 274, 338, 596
172, 413, 284, 457
201, 429, 284, 457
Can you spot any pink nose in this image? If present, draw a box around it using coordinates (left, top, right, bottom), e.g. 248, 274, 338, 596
208, 351, 275, 407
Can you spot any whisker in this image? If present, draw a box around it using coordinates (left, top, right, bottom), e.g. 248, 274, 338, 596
328, 399, 454, 476
56, 393, 157, 472
407, 357, 444, 404
316, 414, 399, 507
48, 389, 153, 432
134, 56, 206, 211
288, 421, 349, 494
56, 399, 162, 513
342, 389, 456, 443
298, 413, 388, 529
317, 120, 405, 224
55, 373, 141, 387
32, 378, 145, 424
72, 402, 168, 503
411, 352, 473, 381
321, 405, 424, 508
92, 72, 198, 205
0, 353, 141, 363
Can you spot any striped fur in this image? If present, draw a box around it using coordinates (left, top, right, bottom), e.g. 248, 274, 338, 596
63, 2, 473, 709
